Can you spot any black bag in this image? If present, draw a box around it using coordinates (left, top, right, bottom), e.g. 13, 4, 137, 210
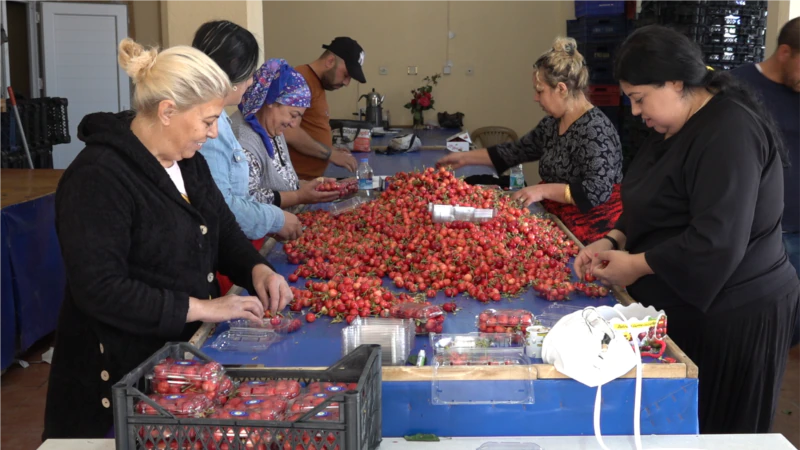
437, 111, 464, 129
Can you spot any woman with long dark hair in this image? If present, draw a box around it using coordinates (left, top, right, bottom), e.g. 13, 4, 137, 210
575, 25, 799, 433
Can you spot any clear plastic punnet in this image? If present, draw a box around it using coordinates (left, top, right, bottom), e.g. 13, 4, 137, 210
209, 328, 284, 352
476, 309, 535, 335
306, 381, 359, 394
430, 332, 527, 354
535, 303, 584, 328
287, 392, 341, 413
210, 395, 289, 421
134, 393, 215, 418
229, 317, 303, 334
329, 196, 366, 216
235, 380, 302, 399
428, 203, 497, 223
389, 302, 445, 334
431, 347, 534, 405
341, 318, 414, 366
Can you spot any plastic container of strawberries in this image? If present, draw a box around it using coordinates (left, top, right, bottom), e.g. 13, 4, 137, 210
113, 342, 382, 450
476, 309, 534, 335
389, 302, 445, 334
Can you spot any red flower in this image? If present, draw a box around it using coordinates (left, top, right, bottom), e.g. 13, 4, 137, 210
424, 92, 432, 99
411, 98, 417, 106
418, 97, 431, 108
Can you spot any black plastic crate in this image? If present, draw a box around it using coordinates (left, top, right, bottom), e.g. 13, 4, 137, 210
45, 98, 71, 145
702, 32, 765, 45
706, 0, 764, 7
598, 106, 621, 132
577, 40, 621, 64
588, 60, 615, 83
567, 16, 628, 42
703, 15, 766, 27
113, 343, 382, 450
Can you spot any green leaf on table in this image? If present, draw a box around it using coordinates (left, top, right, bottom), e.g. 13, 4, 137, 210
404, 433, 440, 442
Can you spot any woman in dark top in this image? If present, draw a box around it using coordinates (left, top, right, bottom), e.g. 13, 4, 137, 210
438, 37, 623, 243
42, 38, 293, 439
575, 25, 799, 434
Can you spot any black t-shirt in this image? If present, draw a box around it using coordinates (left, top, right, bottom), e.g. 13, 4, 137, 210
732, 64, 800, 232
616, 94, 798, 319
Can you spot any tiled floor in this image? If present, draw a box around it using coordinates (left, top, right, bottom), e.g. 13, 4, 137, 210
3, 338, 799, 450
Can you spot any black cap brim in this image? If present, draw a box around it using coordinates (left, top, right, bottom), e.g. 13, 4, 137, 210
346, 61, 366, 84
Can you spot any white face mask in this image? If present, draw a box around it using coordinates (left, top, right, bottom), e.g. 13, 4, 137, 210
542, 306, 643, 450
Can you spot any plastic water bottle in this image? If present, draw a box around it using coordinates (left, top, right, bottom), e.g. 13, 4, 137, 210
509, 164, 525, 191
357, 158, 374, 191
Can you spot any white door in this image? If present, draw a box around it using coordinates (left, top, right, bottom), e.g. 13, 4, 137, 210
40, 2, 129, 169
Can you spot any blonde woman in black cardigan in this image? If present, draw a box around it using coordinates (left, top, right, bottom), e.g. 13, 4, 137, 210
43, 38, 293, 439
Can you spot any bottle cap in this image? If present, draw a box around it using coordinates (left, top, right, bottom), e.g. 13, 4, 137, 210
360, 158, 369, 162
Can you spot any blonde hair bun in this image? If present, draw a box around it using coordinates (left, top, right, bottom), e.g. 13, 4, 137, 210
534, 36, 589, 95
116, 38, 230, 114
118, 38, 158, 84
553, 37, 578, 56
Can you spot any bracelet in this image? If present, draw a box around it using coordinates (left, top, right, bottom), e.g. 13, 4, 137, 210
564, 185, 575, 205
603, 235, 620, 250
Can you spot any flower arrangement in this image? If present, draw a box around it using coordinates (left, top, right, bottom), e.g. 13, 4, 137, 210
404, 73, 441, 127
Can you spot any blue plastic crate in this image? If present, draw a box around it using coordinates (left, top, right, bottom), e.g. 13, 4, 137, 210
575, 1, 625, 18
567, 16, 628, 42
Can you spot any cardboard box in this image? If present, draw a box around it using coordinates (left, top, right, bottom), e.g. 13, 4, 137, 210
446, 131, 472, 152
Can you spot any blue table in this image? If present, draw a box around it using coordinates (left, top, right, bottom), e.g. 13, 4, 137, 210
324, 128, 490, 180
0, 169, 66, 370
197, 153, 699, 437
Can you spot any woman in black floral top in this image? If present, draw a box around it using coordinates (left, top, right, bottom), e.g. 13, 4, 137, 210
438, 37, 623, 243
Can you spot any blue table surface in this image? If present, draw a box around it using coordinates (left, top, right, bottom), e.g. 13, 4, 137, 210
324, 129, 485, 180
202, 142, 660, 368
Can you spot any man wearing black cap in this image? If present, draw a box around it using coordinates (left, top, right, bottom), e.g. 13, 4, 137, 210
284, 37, 367, 180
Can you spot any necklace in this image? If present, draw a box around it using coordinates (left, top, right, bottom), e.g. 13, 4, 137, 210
689, 93, 714, 119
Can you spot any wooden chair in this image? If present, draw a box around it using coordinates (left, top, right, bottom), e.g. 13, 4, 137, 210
471, 126, 519, 148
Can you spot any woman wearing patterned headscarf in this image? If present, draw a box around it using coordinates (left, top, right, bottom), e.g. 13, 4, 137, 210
231, 58, 339, 208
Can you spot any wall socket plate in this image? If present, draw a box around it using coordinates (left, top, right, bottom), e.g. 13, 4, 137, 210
379, 66, 389, 75
407, 66, 418, 75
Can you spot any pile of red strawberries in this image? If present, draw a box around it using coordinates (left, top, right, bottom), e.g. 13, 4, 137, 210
282, 167, 608, 324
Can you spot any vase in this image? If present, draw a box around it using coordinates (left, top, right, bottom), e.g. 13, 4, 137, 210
412, 111, 424, 129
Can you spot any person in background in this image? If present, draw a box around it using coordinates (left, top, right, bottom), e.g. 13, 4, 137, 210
284, 37, 367, 180
193, 21, 304, 296
231, 59, 339, 208
731, 17, 800, 347
194, 21, 304, 243
575, 25, 799, 434
437, 37, 623, 244
43, 38, 292, 439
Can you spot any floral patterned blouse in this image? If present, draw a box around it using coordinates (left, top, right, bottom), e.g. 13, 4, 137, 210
487, 107, 622, 212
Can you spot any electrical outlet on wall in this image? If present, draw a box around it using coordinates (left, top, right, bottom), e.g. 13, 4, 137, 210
407, 66, 418, 75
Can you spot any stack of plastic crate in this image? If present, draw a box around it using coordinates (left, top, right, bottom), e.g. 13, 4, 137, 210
0, 96, 70, 168
567, 1, 629, 133
653, 1, 767, 70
